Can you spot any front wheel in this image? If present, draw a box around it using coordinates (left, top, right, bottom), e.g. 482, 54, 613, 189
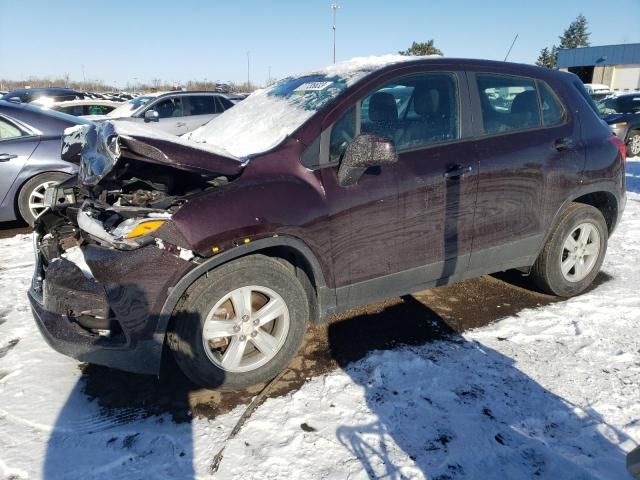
17, 172, 71, 226
167, 255, 309, 390
530, 203, 608, 297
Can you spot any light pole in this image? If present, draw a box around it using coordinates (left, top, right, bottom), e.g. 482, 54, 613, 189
331, 3, 340, 64
246, 51, 251, 90
81, 64, 86, 87
133, 77, 138, 95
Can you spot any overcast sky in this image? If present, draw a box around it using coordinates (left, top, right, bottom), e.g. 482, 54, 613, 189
1, 0, 639, 87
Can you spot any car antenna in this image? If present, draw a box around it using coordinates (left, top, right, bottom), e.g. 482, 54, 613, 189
503, 34, 519, 62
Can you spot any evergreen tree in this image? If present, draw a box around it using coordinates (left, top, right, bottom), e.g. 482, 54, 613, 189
559, 14, 591, 49
399, 40, 443, 56
537, 45, 559, 68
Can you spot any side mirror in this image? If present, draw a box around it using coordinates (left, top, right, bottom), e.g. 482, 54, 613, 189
144, 109, 160, 122
337, 134, 398, 186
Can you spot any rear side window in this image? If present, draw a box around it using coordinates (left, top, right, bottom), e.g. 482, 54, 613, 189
537, 81, 565, 126
476, 74, 540, 134
0, 117, 24, 139
184, 95, 220, 115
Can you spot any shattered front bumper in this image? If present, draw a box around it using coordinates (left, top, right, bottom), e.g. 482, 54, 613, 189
28, 232, 194, 375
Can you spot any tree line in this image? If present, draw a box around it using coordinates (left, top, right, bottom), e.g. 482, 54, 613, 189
0, 77, 257, 94
1, 17, 593, 94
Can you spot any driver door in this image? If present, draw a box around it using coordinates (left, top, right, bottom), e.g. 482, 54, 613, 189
319, 71, 478, 308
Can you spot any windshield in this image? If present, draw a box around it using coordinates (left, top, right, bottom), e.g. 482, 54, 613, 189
184, 75, 352, 157
184, 55, 416, 157
107, 95, 155, 118
597, 95, 640, 115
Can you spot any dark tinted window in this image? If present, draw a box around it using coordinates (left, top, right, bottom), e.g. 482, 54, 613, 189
153, 97, 184, 118
184, 95, 220, 115
477, 74, 540, 134
218, 96, 234, 109
538, 81, 565, 126
329, 72, 459, 161
616, 95, 640, 114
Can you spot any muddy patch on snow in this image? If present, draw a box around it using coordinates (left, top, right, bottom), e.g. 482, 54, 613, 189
76, 270, 602, 421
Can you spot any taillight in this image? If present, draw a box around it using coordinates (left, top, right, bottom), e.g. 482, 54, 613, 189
608, 135, 627, 163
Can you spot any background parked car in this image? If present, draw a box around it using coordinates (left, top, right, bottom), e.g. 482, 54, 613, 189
1, 87, 87, 104
47, 99, 122, 116
0, 100, 89, 225
598, 92, 640, 157
584, 83, 614, 102
87, 91, 238, 135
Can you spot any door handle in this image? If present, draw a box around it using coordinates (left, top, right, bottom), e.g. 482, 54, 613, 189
0, 153, 18, 162
553, 137, 575, 151
443, 164, 473, 179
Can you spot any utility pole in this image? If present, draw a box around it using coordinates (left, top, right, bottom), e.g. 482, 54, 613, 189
247, 51, 251, 90
331, 3, 340, 64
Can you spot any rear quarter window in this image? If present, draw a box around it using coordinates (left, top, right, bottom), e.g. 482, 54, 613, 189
537, 81, 565, 127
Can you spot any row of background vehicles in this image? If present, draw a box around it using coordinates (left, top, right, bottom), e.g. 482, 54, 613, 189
0, 79, 636, 227
0, 87, 246, 224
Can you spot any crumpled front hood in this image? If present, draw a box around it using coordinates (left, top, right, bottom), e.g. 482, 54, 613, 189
61, 121, 245, 185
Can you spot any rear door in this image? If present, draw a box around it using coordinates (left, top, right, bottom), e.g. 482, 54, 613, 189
467, 72, 583, 271
0, 115, 38, 206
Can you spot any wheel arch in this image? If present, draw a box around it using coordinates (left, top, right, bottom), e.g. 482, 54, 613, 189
14, 170, 73, 221
538, 185, 622, 261
155, 235, 334, 349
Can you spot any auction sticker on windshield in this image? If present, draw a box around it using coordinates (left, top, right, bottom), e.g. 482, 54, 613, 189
294, 81, 333, 92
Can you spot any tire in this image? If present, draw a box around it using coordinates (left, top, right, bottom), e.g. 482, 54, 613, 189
17, 172, 71, 226
627, 130, 640, 158
167, 255, 309, 390
530, 203, 608, 297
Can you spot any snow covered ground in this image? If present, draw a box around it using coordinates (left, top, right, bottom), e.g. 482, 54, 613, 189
0, 159, 639, 479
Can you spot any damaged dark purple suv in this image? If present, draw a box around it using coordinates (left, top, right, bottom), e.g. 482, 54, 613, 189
29, 56, 627, 389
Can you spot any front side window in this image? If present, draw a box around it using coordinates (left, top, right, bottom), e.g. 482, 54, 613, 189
0, 117, 24, 140
153, 97, 184, 118
329, 72, 459, 162
477, 74, 540, 134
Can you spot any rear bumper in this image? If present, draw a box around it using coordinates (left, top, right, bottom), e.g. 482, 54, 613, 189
29, 236, 194, 375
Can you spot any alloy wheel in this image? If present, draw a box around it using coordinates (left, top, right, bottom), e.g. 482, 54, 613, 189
629, 134, 640, 157
560, 222, 601, 282
27, 180, 57, 220
201, 285, 290, 373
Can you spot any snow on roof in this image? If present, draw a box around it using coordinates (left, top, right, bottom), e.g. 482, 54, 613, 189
185, 54, 427, 158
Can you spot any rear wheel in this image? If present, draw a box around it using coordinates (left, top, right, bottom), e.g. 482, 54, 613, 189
530, 203, 608, 297
627, 130, 640, 158
167, 255, 309, 390
17, 172, 70, 226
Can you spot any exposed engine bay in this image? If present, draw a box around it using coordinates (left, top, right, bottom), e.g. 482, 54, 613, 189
38, 121, 245, 267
